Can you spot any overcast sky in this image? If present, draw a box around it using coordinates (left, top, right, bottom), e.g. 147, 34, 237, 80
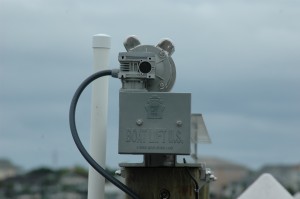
1, 0, 299, 171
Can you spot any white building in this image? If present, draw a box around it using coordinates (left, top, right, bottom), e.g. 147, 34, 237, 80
0, 159, 19, 180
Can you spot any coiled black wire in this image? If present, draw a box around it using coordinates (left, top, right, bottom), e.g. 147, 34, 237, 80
69, 69, 141, 199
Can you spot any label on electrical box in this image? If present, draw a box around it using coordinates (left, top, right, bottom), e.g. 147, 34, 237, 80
118, 91, 191, 155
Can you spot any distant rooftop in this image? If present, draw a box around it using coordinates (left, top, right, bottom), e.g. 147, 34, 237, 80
237, 173, 293, 199
197, 156, 249, 170
0, 159, 20, 181
0, 159, 17, 169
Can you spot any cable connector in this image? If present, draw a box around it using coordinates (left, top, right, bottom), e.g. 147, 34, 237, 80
111, 69, 120, 78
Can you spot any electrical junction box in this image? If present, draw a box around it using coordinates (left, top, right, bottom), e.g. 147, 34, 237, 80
119, 91, 191, 155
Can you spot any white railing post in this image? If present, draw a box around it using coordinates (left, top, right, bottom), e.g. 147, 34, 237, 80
88, 34, 111, 199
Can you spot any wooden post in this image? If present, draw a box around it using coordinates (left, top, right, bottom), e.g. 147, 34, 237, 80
123, 167, 209, 199
199, 184, 210, 199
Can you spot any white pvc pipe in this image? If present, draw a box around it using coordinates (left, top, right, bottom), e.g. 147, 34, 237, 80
88, 34, 111, 199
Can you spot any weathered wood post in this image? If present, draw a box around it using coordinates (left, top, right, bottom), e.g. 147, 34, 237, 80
123, 166, 206, 199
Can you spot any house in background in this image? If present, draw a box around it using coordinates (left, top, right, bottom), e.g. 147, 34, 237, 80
0, 159, 20, 180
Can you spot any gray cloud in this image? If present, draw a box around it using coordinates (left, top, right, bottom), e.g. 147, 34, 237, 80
1, 0, 299, 169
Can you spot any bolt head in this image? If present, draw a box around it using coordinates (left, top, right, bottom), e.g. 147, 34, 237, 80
176, 120, 183, 127
159, 189, 170, 199
159, 82, 165, 88
159, 50, 166, 58
136, 119, 143, 126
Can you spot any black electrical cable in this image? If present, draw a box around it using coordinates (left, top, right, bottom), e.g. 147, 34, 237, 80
69, 69, 141, 199
183, 158, 199, 199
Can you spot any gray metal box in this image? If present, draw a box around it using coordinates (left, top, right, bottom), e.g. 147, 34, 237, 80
119, 91, 191, 154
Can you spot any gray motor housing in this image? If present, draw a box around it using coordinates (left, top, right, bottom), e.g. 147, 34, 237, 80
118, 91, 191, 155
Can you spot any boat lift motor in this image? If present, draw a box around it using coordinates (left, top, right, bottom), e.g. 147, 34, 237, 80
69, 35, 216, 199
